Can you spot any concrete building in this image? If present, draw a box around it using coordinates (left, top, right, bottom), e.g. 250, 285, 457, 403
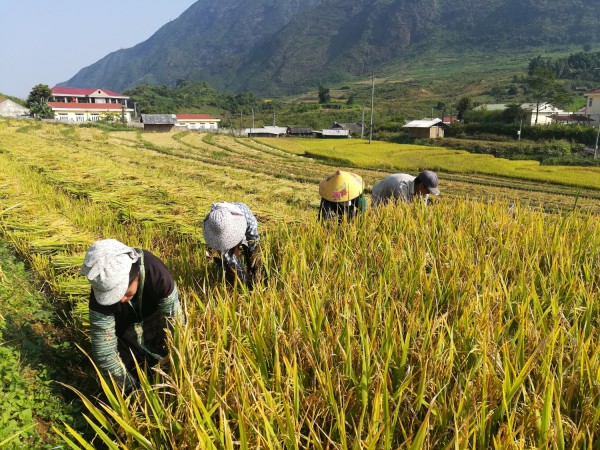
49, 87, 134, 122
474, 103, 566, 125
175, 114, 220, 130
584, 89, 600, 127
0, 99, 29, 117
246, 126, 288, 137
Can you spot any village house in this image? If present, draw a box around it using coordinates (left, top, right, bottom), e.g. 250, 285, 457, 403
49, 87, 134, 123
286, 126, 313, 137
584, 89, 600, 127
141, 114, 177, 132
246, 126, 288, 137
403, 118, 448, 139
335, 122, 363, 137
314, 128, 350, 138
0, 99, 29, 117
175, 114, 220, 130
474, 103, 565, 125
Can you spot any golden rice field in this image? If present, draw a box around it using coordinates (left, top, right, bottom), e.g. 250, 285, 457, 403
256, 137, 600, 191
0, 119, 599, 448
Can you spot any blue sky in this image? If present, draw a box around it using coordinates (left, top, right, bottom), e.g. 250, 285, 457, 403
0, 0, 197, 99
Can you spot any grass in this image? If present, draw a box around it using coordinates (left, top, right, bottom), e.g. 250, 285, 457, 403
0, 242, 88, 448
0, 118, 599, 447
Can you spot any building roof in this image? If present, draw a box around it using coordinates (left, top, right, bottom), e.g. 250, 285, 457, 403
548, 114, 594, 123
473, 103, 508, 111
337, 122, 362, 134
586, 89, 600, 95
520, 102, 563, 113
176, 114, 218, 120
141, 114, 177, 125
48, 102, 130, 111
51, 87, 127, 98
287, 126, 313, 134
404, 118, 446, 128
247, 126, 288, 134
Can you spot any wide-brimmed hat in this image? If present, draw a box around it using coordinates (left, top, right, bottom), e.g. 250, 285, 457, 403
416, 170, 440, 196
319, 170, 364, 202
79, 239, 140, 306
203, 202, 247, 252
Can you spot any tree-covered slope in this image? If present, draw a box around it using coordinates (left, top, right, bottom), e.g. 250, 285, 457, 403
60, 0, 600, 96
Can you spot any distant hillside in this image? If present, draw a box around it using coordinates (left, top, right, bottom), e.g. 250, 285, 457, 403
0, 93, 26, 105
60, 0, 600, 96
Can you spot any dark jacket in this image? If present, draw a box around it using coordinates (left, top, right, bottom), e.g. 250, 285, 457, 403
89, 250, 182, 391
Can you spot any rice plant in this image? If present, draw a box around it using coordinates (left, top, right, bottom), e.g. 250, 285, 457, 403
0, 118, 599, 447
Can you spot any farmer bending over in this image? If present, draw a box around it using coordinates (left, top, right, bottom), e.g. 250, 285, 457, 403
80, 239, 183, 393
203, 202, 260, 289
371, 170, 440, 207
318, 170, 367, 222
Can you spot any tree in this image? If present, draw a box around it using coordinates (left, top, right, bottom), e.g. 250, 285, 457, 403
26, 84, 53, 119
318, 85, 330, 104
28, 100, 53, 119
456, 97, 473, 121
523, 68, 569, 124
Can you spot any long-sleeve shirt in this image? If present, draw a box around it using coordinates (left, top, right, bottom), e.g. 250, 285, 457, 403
88, 250, 183, 392
221, 202, 259, 286
371, 173, 429, 206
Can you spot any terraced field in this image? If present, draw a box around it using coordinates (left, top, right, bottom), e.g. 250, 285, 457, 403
0, 119, 598, 448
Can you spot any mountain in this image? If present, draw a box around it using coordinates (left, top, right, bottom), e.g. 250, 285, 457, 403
60, 0, 600, 96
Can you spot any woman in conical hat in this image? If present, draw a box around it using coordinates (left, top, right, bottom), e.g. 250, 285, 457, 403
318, 170, 367, 222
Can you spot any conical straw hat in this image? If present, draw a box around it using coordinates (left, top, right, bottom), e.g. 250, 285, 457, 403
319, 170, 364, 202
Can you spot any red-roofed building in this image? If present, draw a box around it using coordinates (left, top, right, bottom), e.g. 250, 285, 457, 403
175, 114, 220, 130
50, 87, 133, 122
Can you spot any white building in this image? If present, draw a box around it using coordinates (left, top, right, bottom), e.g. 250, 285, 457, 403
0, 99, 29, 117
175, 114, 220, 130
246, 126, 288, 137
474, 102, 565, 125
584, 89, 600, 126
49, 87, 133, 122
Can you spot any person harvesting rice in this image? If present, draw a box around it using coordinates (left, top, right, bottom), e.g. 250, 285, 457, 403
318, 170, 367, 222
80, 239, 183, 392
202, 202, 260, 289
371, 170, 440, 207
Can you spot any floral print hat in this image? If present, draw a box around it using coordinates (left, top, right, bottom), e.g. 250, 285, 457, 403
319, 170, 364, 203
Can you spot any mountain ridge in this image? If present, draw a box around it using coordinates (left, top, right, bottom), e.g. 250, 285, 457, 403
59, 0, 600, 96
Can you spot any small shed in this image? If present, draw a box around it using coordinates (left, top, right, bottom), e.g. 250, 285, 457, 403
0, 99, 29, 117
141, 114, 177, 132
403, 118, 448, 139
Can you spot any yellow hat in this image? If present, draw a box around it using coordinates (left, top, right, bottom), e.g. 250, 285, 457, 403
319, 170, 364, 202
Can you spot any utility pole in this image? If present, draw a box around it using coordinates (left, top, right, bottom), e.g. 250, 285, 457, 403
369, 75, 374, 144
594, 115, 600, 159
273, 112, 276, 126
518, 117, 523, 141
240, 111, 243, 136
361, 107, 365, 139
252, 108, 255, 128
